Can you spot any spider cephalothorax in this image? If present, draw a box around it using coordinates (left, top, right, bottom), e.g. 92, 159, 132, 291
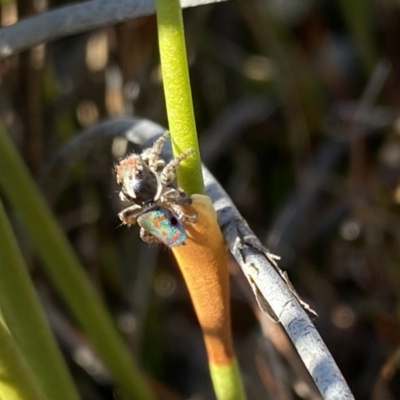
115, 132, 196, 245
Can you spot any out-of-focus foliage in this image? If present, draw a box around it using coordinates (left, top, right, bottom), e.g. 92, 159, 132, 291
2, 0, 400, 399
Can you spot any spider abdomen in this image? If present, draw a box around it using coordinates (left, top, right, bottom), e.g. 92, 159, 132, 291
137, 206, 187, 247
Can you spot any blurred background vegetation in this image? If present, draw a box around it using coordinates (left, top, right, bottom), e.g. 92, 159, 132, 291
1, 0, 400, 399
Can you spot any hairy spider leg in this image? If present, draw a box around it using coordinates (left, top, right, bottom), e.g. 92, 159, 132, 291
139, 228, 159, 244
118, 203, 143, 226
142, 131, 170, 171
160, 149, 194, 186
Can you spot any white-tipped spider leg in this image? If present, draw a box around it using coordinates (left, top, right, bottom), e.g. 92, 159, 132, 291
139, 228, 159, 244
141, 131, 170, 171
160, 149, 194, 185
118, 204, 143, 226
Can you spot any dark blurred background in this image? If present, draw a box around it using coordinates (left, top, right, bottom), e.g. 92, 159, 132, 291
2, 0, 400, 399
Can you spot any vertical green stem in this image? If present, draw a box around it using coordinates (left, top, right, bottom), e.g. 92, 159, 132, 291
0, 199, 79, 400
155, 0, 204, 195
210, 361, 246, 400
154, 2, 245, 400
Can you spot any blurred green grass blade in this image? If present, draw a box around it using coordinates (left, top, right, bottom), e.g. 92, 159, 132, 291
155, 0, 204, 195
0, 125, 155, 400
0, 315, 47, 400
338, 0, 377, 73
0, 199, 79, 400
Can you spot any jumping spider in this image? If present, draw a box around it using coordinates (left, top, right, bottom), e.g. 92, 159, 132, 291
115, 131, 196, 245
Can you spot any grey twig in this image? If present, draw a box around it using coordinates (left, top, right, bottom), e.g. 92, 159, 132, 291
204, 168, 352, 400
39, 118, 354, 399
0, 0, 227, 58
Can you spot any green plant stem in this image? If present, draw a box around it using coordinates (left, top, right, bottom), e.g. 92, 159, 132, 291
155, 0, 204, 195
0, 315, 46, 400
0, 125, 155, 400
0, 199, 79, 400
155, 2, 245, 400
210, 360, 246, 400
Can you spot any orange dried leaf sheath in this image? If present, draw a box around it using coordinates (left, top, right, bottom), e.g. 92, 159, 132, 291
172, 194, 234, 365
